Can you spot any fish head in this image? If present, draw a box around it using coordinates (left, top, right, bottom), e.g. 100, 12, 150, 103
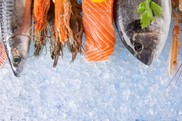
131, 32, 158, 65
125, 20, 159, 65
8, 35, 30, 77
114, 0, 171, 66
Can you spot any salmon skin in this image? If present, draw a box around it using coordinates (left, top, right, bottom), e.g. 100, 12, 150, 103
82, 0, 116, 62
0, 0, 32, 77
114, 0, 171, 65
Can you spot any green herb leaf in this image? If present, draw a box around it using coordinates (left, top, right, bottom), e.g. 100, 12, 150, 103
151, 1, 162, 17
137, 1, 146, 13
140, 9, 154, 29
137, 0, 162, 29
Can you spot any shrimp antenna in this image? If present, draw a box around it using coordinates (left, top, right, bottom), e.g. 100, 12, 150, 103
165, 63, 182, 95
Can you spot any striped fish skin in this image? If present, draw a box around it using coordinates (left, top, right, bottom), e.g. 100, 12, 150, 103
0, 12, 6, 67
114, 0, 171, 65
82, 0, 116, 62
0, 42, 6, 66
0, 0, 31, 77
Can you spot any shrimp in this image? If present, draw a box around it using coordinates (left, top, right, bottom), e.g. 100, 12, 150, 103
51, 0, 68, 67
51, 0, 83, 66
53, 0, 68, 45
165, 0, 182, 93
169, 0, 182, 75
67, 0, 83, 61
33, 0, 50, 56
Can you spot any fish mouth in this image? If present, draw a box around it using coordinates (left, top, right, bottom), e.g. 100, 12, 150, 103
136, 52, 153, 65
11, 67, 21, 77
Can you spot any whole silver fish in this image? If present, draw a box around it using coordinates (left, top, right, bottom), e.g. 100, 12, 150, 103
114, 0, 171, 65
0, 0, 32, 77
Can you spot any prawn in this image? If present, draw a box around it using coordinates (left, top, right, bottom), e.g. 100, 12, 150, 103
51, 0, 83, 66
33, 0, 50, 56
67, 0, 83, 61
166, 0, 182, 93
51, 0, 69, 67
169, 0, 181, 75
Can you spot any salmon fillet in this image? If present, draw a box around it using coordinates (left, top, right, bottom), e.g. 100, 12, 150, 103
0, 42, 6, 66
82, 0, 116, 62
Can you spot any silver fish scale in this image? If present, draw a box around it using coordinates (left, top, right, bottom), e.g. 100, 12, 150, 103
0, 0, 14, 41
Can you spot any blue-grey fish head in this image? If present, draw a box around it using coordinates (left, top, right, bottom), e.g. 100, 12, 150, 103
113, 0, 171, 66
7, 35, 30, 77
130, 32, 159, 65
124, 20, 160, 65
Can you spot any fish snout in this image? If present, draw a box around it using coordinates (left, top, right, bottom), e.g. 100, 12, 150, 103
12, 68, 21, 77
7, 35, 30, 77
11, 56, 24, 77
136, 51, 153, 65
10, 47, 25, 77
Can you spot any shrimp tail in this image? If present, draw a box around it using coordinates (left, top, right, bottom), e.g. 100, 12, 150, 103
50, 40, 63, 67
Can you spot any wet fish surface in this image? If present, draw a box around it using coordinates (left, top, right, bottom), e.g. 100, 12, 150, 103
0, 0, 32, 76
114, 0, 171, 65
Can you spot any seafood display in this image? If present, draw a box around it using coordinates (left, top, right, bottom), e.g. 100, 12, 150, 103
114, 0, 171, 65
0, 0, 181, 78
82, 0, 116, 62
0, 0, 32, 76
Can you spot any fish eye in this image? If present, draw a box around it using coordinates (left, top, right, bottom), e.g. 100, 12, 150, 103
13, 56, 21, 65
134, 42, 143, 52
